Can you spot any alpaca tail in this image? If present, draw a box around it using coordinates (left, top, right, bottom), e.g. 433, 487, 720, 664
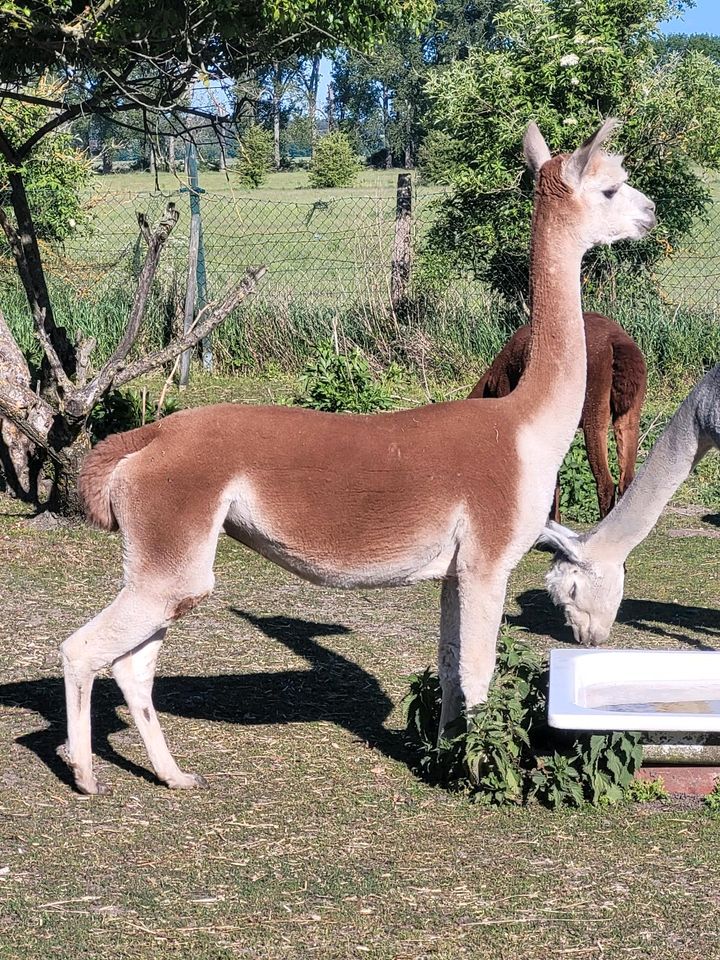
78, 421, 161, 531
611, 339, 647, 418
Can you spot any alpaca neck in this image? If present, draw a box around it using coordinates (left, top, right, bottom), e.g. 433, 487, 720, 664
590, 394, 711, 561
517, 203, 587, 433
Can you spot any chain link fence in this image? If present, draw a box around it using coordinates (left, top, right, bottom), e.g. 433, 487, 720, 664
1, 173, 718, 374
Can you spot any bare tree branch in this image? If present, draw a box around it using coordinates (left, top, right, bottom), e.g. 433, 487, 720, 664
112, 266, 267, 390
0, 88, 65, 110
35, 310, 75, 397
75, 336, 97, 388
65, 203, 180, 417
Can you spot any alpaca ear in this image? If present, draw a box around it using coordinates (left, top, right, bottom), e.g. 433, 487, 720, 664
564, 117, 620, 186
534, 521, 582, 562
523, 121, 552, 174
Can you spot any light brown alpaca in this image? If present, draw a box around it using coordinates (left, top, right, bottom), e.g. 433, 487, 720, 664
469, 313, 647, 518
60, 120, 655, 795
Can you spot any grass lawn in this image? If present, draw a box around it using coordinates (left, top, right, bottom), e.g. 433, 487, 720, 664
0, 377, 718, 958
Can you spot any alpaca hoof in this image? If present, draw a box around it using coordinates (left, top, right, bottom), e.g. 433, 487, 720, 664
166, 771, 208, 790
80, 779, 113, 797
57, 742, 112, 796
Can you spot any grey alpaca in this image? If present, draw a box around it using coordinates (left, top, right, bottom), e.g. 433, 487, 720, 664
538, 363, 720, 645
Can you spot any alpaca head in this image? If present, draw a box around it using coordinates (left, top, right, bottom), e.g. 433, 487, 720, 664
523, 119, 656, 251
537, 521, 625, 646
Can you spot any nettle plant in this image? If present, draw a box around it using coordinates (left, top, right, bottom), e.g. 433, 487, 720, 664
294, 339, 401, 413
403, 628, 644, 809
558, 433, 620, 524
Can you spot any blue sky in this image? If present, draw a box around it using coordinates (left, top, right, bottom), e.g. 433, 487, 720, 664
662, 1, 720, 34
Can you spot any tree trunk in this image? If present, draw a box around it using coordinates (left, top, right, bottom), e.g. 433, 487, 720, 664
101, 147, 113, 174
382, 87, 392, 168
0, 310, 34, 498
326, 83, 336, 132
168, 136, 176, 171
5, 171, 77, 387
49, 432, 92, 518
273, 62, 282, 171
307, 55, 321, 152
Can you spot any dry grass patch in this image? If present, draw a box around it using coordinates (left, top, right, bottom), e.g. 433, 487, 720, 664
0, 496, 718, 958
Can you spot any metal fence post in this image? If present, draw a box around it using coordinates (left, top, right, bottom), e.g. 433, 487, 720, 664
179, 142, 210, 387
390, 172, 412, 311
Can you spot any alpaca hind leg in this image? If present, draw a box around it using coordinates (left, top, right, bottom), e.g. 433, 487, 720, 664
613, 408, 641, 497
112, 634, 208, 790
583, 406, 615, 518
60, 588, 172, 795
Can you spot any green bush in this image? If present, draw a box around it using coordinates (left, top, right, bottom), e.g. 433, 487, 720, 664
236, 125, 273, 188
308, 133, 361, 189
0, 80, 91, 242
89, 387, 181, 442
423, 0, 720, 299
294, 339, 399, 413
402, 629, 643, 808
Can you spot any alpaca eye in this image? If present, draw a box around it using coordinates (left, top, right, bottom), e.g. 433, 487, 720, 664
569, 583, 577, 600
603, 188, 618, 199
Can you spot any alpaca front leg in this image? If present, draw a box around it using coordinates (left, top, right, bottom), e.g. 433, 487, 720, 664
457, 574, 507, 717
438, 577, 463, 739
437, 572, 507, 737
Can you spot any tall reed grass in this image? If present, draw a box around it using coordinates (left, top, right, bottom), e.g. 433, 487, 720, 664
2, 270, 718, 388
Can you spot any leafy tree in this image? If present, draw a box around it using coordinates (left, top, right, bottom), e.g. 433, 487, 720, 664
422, 0, 720, 297
0, 0, 432, 514
236, 125, 273, 187
309, 132, 361, 187
332, 0, 503, 165
654, 32, 720, 62
0, 84, 91, 242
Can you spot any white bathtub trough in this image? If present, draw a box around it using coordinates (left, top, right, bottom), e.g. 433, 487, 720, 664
549, 649, 720, 732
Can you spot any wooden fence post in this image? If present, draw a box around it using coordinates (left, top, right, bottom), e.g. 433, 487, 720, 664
179, 142, 210, 386
390, 172, 412, 310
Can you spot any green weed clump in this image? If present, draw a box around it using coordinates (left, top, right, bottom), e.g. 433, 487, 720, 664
626, 777, 670, 803
402, 630, 644, 809
293, 339, 400, 413
704, 780, 720, 813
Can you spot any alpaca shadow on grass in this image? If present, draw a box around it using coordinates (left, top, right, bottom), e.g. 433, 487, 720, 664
0, 612, 408, 791
511, 588, 720, 651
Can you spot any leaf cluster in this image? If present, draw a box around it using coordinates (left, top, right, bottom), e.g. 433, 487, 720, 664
0, 83, 91, 243
294, 340, 400, 413
403, 629, 644, 808
89, 387, 180, 443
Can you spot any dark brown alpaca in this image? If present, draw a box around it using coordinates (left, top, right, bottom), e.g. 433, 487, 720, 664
470, 312, 647, 519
